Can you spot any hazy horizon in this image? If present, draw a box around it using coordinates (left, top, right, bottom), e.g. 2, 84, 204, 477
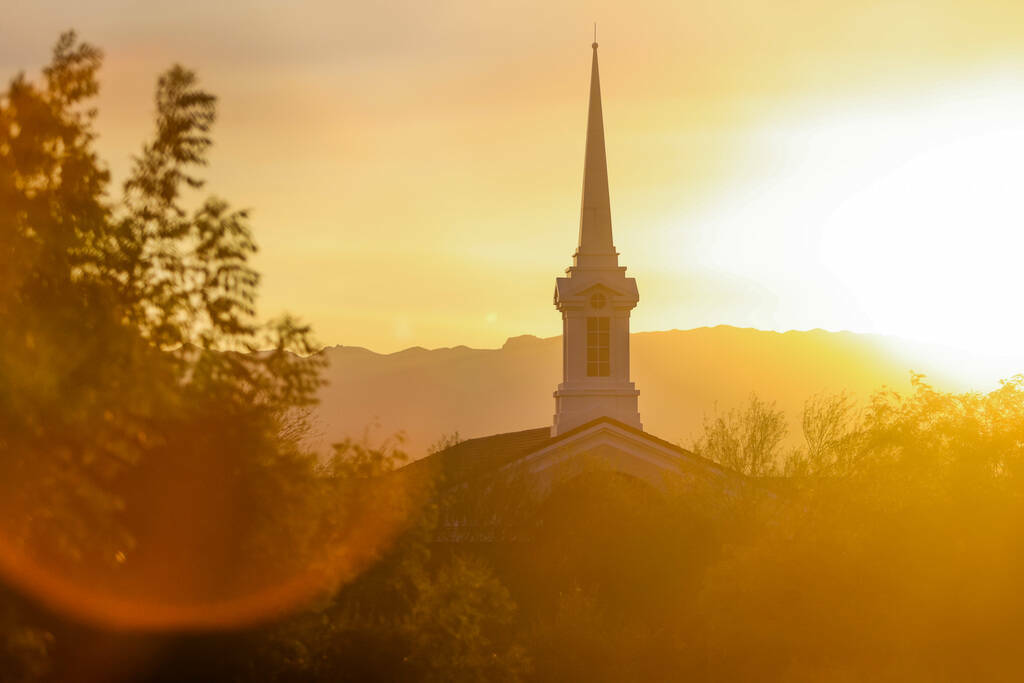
6, 1, 1024, 362
311, 324, 1024, 460
323, 323, 1024, 400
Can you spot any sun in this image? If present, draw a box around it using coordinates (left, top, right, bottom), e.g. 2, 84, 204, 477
818, 78, 1024, 355
678, 70, 1024, 380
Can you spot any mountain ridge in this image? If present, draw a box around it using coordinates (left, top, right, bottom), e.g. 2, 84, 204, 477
310, 325, 1019, 460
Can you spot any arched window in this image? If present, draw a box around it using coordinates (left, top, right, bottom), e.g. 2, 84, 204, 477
586, 317, 610, 376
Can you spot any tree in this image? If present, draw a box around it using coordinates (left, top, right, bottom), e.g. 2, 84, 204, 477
244, 436, 528, 683
2, 33, 529, 680
699, 375, 1024, 681
0, 32, 351, 666
783, 391, 860, 477
693, 393, 788, 477
0, 591, 52, 683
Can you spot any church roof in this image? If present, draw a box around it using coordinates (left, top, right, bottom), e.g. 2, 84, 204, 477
420, 426, 554, 484
399, 418, 749, 544
407, 416, 730, 489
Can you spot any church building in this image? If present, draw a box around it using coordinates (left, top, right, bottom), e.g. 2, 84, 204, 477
411, 41, 733, 505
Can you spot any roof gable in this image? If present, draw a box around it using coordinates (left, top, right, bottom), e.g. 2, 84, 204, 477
501, 417, 732, 490
407, 417, 736, 491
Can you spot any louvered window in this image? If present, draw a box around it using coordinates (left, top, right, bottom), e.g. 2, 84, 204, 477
586, 317, 610, 376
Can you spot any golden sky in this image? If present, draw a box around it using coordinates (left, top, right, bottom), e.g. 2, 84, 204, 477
6, 0, 1024, 358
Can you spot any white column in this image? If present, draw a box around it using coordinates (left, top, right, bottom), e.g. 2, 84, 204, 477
612, 309, 630, 382
565, 311, 586, 383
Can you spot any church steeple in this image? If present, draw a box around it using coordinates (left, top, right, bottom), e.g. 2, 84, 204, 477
552, 40, 641, 436
575, 41, 618, 268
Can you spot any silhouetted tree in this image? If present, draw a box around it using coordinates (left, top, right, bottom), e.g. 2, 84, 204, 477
701, 375, 1024, 681
0, 31, 328, 677
244, 436, 529, 683
782, 391, 861, 477
694, 393, 788, 476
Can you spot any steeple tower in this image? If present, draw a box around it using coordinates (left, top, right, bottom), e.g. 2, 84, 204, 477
552, 40, 641, 436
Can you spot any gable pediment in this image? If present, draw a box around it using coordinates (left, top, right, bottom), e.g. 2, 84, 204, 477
418, 419, 745, 542
501, 418, 734, 493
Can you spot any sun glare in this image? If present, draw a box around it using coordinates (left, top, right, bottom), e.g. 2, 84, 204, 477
684, 71, 1024, 379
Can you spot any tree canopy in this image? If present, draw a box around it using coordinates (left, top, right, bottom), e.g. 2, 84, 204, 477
0, 29, 338, 620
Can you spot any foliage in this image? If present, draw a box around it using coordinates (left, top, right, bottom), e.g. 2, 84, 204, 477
239, 439, 528, 683
699, 375, 1024, 681
328, 431, 409, 480
0, 30, 331, 675
693, 393, 788, 476
783, 390, 861, 477
402, 555, 527, 682
0, 591, 52, 683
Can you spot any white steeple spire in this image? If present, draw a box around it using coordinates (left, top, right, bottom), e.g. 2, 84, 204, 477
575, 40, 618, 268
552, 40, 641, 436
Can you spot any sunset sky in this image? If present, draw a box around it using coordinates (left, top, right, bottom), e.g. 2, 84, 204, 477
6, 0, 1024, 358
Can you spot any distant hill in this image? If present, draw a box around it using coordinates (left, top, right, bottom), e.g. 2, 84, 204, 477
311, 326, 1020, 459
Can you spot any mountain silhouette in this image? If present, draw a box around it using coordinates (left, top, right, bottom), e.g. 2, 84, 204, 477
311, 326, 1007, 459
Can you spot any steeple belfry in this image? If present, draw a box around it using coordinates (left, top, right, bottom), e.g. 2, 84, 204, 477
576, 41, 618, 268
552, 40, 641, 436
